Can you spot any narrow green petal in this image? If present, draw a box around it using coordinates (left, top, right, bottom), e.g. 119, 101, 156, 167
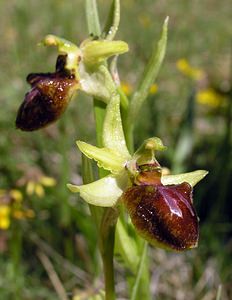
103, 95, 130, 158
67, 173, 128, 207
77, 141, 126, 174
161, 170, 208, 187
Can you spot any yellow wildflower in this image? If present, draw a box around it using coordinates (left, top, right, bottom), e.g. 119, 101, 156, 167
9, 189, 23, 202
149, 84, 158, 95
0, 188, 35, 228
176, 59, 205, 81
196, 88, 226, 108
25, 175, 56, 198
13, 209, 35, 220
24, 209, 35, 218
34, 183, 45, 198
138, 14, 152, 28
0, 205, 10, 230
40, 176, 56, 187
121, 82, 133, 96
26, 181, 36, 196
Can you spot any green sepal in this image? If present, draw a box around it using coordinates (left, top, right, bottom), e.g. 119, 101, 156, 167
78, 64, 114, 103
103, 95, 131, 158
40, 35, 81, 76
67, 172, 128, 207
81, 40, 128, 66
77, 141, 127, 174
161, 170, 208, 187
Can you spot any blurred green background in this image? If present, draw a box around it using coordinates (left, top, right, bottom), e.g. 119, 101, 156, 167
0, 0, 231, 299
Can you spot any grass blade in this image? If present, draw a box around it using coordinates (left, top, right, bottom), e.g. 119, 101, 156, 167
131, 242, 148, 300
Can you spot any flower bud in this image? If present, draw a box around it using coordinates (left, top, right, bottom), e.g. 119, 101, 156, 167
16, 55, 79, 131
122, 164, 199, 251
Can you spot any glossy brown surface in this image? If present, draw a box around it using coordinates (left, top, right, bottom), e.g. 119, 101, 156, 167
122, 182, 199, 251
16, 55, 78, 131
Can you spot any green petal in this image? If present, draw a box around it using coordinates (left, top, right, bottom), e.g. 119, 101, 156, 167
103, 95, 130, 158
161, 170, 208, 187
81, 40, 128, 66
67, 172, 128, 207
133, 137, 167, 163
77, 141, 126, 174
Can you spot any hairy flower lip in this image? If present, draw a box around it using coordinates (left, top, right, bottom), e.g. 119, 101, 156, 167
122, 182, 199, 251
16, 55, 78, 131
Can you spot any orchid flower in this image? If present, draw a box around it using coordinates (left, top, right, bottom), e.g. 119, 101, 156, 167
16, 35, 128, 131
68, 95, 207, 251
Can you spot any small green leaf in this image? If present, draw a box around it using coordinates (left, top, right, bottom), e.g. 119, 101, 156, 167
161, 170, 208, 187
103, 95, 131, 158
126, 17, 168, 129
67, 172, 128, 207
77, 141, 126, 174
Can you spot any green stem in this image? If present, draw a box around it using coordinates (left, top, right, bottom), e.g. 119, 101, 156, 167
85, 2, 120, 299
99, 207, 118, 300
93, 99, 116, 299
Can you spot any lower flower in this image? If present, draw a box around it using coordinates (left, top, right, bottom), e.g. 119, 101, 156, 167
122, 181, 198, 251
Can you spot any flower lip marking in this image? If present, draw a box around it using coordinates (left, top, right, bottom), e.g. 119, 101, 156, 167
16, 55, 78, 131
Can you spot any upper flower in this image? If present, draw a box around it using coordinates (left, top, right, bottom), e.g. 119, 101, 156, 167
16, 55, 78, 131
16, 35, 128, 131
